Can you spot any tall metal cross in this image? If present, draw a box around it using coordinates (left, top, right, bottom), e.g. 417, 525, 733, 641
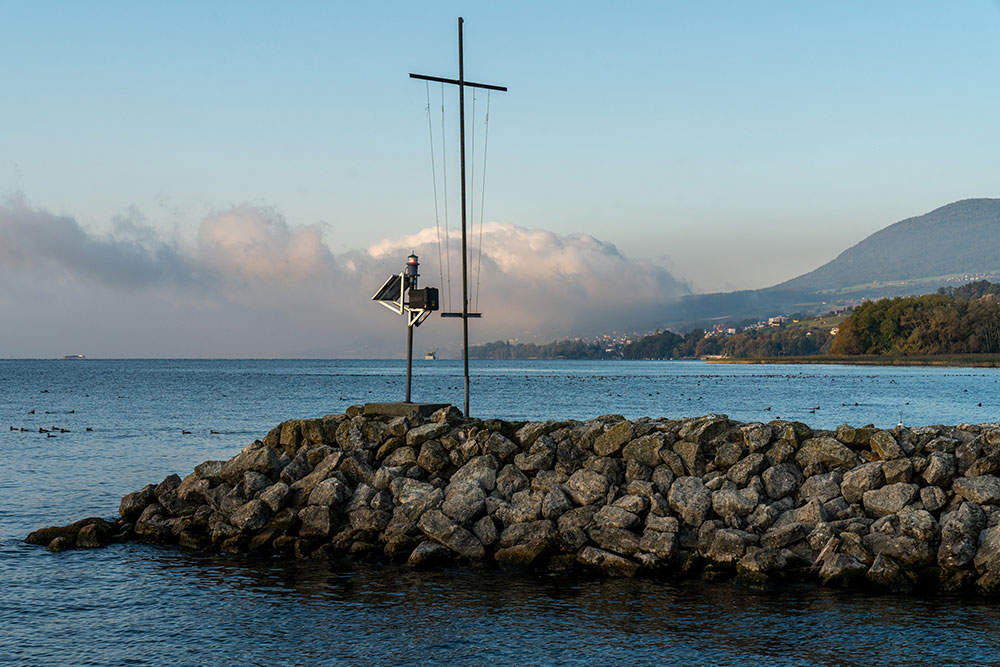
410, 17, 507, 418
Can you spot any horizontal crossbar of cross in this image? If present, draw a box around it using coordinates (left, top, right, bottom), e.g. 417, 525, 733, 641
409, 73, 508, 93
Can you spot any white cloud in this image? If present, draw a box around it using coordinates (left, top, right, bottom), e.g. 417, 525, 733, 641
197, 205, 334, 282
0, 195, 690, 356
369, 222, 690, 338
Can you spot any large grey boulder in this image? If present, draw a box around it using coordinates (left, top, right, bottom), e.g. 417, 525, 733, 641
396, 479, 436, 506
819, 553, 867, 585
576, 546, 638, 577
259, 482, 291, 513
870, 431, 903, 460
638, 529, 678, 560
668, 476, 711, 526
441, 480, 487, 524
220, 444, 281, 485
483, 432, 519, 464
473, 516, 498, 547
938, 502, 986, 569
772, 499, 828, 531
881, 459, 913, 485
541, 488, 574, 520
231, 499, 272, 532
673, 441, 706, 477
349, 508, 391, 532
922, 452, 957, 487
795, 437, 857, 470
840, 462, 885, 505
762, 463, 803, 500
496, 464, 530, 500
589, 526, 641, 556
741, 423, 773, 452
558, 506, 597, 551
862, 483, 919, 518
714, 441, 744, 470
120, 484, 156, 521
738, 547, 787, 575
194, 460, 225, 483
289, 452, 343, 499
898, 508, 939, 543
920, 485, 948, 512
513, 437, 556, 474
593, 421, 633, 457
799, 472, 843, 503
679, 414, 730, 444
417, 440, 449, 474
406, 423, 449, 448
864, 533, 936, 568
593, 506, 641, 531
416, 509, 484, 559
75, 522, 113, 549
728, 453, 767, 487
279, 452, 312, 485
515, 421, 562, 449
706, 529, 748, 564
835, 424, 875, 449
497, 520, 558, 549
564, 469, 610, 506
493, 489, 543, 526
298, 506, 333, 538
309, 477, 350, 507
407, 541, 452, 568
866, 553, 911, 592
176, 475, 210, 506
760, 522, 810, 549
711, 487, 759, 518
621, 434, 665, 467
450, 455, 499, 492
953, 476, 1000, 505
383, 447, 417, 467
973, 525, 1000, 574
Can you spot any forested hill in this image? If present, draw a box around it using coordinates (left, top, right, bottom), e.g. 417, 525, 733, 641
831, 281, 1000, 355
777, 198, 1000, 291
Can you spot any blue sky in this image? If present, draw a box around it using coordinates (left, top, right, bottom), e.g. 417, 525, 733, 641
1, 1, 999, 356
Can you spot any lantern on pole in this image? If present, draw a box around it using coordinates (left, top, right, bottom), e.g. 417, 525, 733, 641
372, 253, 439, 402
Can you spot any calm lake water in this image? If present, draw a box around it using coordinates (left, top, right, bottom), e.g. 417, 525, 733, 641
2, 359, 1000, 666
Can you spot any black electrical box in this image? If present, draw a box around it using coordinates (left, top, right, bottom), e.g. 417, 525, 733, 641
408, 287, 439, 311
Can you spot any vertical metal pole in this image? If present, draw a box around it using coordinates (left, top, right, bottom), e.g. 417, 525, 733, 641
406, 322, 413, 403
458, 16, 470, 417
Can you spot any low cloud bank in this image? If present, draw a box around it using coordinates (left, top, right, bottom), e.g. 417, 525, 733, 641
0, 195, 689, 357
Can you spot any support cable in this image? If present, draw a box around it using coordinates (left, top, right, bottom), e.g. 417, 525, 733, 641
469, 89, 476, 292
475, 90, 492, 311
425, 82, 445, 297
440, 84, 453, 311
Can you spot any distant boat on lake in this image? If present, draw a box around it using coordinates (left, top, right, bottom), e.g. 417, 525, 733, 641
425, 350, 437, 360
61, 354, 86, 360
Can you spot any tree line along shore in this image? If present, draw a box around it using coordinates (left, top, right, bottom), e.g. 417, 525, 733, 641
471, 280, 1000, 365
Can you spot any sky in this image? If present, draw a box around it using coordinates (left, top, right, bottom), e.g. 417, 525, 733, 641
2, 1, 999, 357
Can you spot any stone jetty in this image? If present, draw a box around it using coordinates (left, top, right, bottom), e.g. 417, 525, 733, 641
27, 406, 1000, 595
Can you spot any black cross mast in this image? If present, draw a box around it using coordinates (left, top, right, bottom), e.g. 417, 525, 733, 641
409, 17, 507, 418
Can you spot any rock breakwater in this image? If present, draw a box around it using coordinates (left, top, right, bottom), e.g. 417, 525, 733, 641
27, 406, 1000, 595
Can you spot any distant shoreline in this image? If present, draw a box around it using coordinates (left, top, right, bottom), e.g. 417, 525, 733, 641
708, 354, 1000, 368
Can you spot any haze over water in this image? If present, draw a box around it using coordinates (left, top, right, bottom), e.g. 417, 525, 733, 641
3, 359, 1000, 665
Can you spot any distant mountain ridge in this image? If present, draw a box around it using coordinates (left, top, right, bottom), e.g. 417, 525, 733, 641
665, 198, 1000, 326
776, 198, 1000, 291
